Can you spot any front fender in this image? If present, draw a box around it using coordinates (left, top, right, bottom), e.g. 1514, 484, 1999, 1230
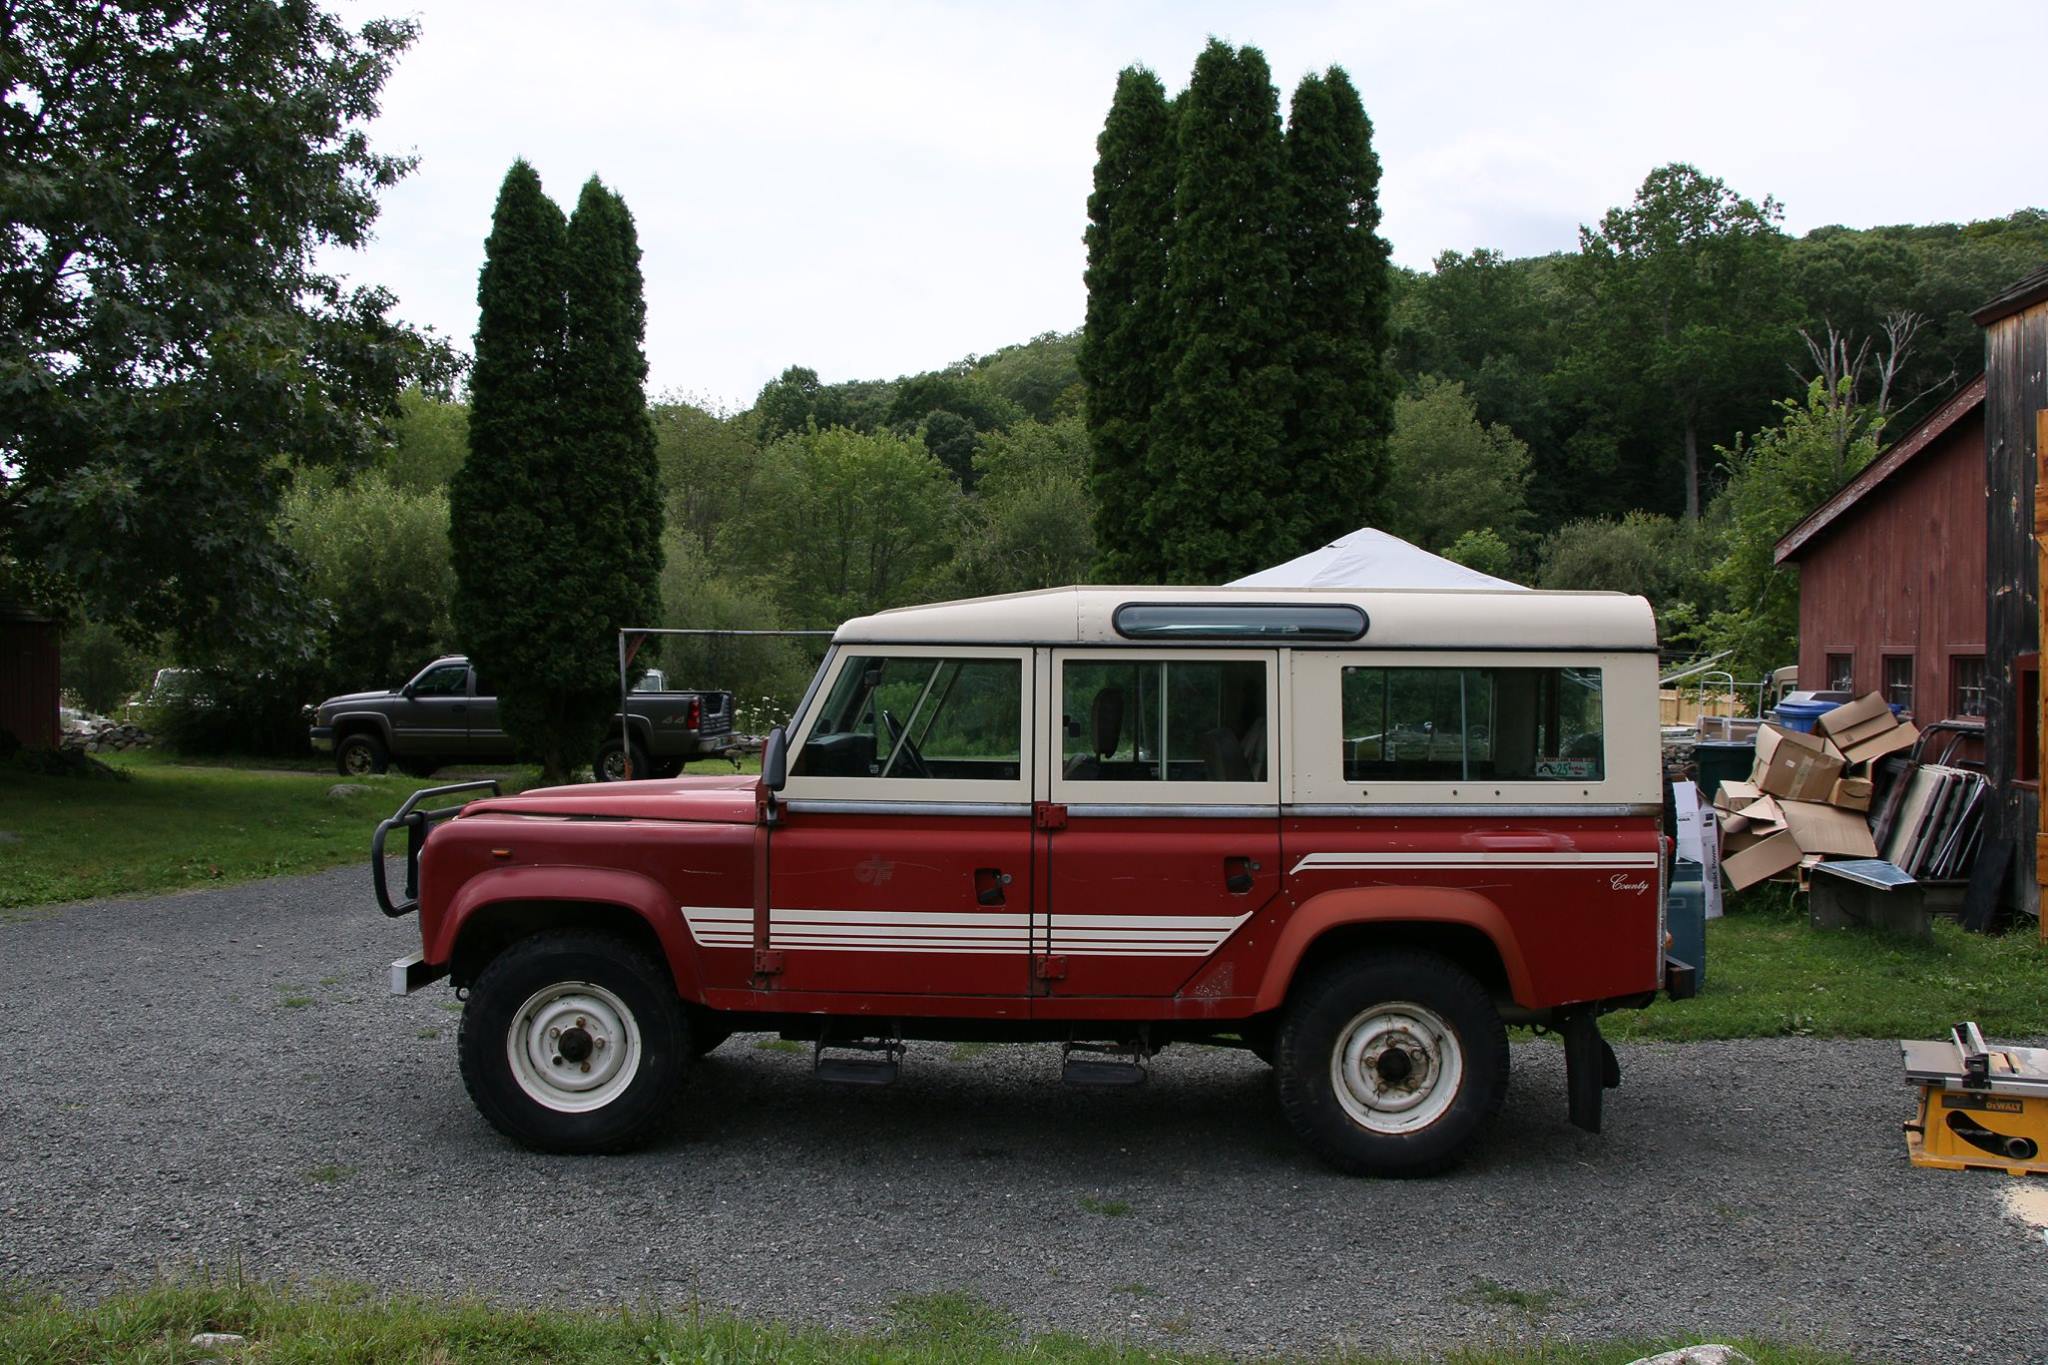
1249, 885, 1534, 1013
428, 864, 702, 999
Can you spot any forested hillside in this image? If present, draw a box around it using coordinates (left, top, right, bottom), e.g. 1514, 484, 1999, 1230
59, 153, 2047, 737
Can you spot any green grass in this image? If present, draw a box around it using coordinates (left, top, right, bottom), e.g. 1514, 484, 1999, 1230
1605, 897, 2048, 1042
0, 750, 540, 910
1458, 1279, 1569, 1314
0, 1279, 1872, 1363
1077, 1195, 1131, 1218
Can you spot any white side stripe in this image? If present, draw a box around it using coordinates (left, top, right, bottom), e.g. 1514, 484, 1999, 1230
1290, 851, 1658, 875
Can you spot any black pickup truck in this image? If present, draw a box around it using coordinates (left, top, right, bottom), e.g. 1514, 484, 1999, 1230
308, 655, 734, 780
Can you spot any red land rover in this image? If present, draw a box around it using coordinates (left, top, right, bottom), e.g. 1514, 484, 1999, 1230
374, 586, 1691, 1175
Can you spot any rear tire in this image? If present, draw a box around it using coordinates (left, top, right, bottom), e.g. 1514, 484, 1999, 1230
1274, 950, 1507, 1177
595, 736, 652, 782
335, 732, 389, 777
458, 931, 688, 1153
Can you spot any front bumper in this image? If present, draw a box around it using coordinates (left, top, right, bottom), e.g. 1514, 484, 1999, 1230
390, 952, 449, 996
309, 725, 333, 752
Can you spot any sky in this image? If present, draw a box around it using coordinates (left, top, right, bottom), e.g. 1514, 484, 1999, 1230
336, 0, 2048, 410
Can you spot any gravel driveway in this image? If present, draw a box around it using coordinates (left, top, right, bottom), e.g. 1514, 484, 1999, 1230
1, 865, 2043, 1363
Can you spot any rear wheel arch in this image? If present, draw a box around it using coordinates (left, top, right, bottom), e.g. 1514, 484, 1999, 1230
1255, 888, 1529, 1014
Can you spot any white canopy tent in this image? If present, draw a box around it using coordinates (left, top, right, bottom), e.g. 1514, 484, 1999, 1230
1227, 527, 1526, 591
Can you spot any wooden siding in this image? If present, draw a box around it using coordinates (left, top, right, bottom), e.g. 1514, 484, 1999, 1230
1792, 404, 1987, 730
1983, 298, 2046, 914
0, 618, 60, 750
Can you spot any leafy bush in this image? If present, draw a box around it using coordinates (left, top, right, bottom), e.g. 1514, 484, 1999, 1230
283, 470, 455, 692
143, 664, 328, 758
60, 617, 149, 716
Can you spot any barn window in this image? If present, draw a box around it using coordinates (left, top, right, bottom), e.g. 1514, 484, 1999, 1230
1825, 653, 1854, 693
1950, 655, 1986, 719
1882, 655, 1914, 713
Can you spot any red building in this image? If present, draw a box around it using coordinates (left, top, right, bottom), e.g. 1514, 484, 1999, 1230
0, 601, 61, 751
1774, 376, 1988, 728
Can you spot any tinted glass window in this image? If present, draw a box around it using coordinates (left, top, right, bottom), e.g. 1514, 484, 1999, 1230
793, 655, 1022, 781
413, 664, 469, 697
1114, 603, 1366, 641
1340, 665, 1603, 782
1063, 659, 1267, 783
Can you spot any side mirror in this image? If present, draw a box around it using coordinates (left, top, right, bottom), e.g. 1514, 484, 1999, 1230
762, 725, 788, 792
400, 683, 416, 700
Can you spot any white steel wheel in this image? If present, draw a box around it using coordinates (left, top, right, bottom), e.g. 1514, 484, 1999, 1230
505, 980, 644, 1114
1274, 950, 1507, 1177
1328, 1000, 1464, 1135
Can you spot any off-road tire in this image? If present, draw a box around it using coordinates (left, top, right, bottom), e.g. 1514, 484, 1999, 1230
458, 931, 689, 1153
335, 731, 389, 777
594, 736, 652, 783
1274, 950, 1507, 1177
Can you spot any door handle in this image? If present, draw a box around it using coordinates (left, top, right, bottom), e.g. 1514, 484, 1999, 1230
1225, 856, 1261, 894
975, 868, 1012, 906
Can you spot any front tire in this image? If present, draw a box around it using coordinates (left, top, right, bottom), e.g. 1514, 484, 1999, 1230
335, 732, 389, 777
458, 931, 688, 1153
1274, 950, 1507, 1177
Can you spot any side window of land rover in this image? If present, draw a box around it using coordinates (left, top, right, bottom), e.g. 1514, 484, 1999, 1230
1340, 664, 1604, 782
792, 653, 1023, 781
1062, 658, 1268, 783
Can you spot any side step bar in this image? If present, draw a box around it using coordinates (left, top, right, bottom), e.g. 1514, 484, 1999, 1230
1061, 1040, 1149, 1089
813, 1036, 903, 1086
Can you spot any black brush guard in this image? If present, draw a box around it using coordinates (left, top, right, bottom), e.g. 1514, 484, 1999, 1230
372, 779, 500, 917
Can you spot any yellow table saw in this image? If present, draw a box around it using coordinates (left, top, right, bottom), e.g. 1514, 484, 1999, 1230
1901, 1022, 2048, 1177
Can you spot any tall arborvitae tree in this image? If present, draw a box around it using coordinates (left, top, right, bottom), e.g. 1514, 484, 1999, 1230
1145, 40, 1295, 583
551, 178, 664, 766
1079, 66, 1176, 581
1283, 68, 1393, 543
451, 160, 568, 771
451, 164, 664, 783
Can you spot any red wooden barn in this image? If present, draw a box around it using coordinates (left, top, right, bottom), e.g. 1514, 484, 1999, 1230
1773, 376, 1989, 731
0, 600, 61, 751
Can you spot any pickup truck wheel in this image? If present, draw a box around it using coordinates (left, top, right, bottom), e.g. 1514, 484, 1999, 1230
335, 732, 389, 777
458, 931, 688, 1153
594, 737, 651, 782
1274, 951, 1506, 1177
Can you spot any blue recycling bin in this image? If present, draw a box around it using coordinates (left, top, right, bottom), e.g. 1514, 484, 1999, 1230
1667, 859, 1707, 989
1771, 698, 1837, 733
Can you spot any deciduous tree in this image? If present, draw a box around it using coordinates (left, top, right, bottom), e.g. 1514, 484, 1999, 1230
1564, 164, 1795, 520
0, 0, 449, 654
1381, 378, 1530, 556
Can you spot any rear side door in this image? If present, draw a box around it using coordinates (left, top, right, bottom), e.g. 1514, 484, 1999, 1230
464, 667, 513, 759
400, 660, 472, 756
1042, 649, 1282, 998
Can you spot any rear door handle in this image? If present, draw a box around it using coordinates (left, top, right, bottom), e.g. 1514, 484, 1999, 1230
1225, 856, 1261, 894
975, 868, 1013, 906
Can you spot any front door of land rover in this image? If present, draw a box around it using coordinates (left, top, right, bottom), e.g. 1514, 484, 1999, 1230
1043, 650, 1283, 998
767, 647, 1036, 1001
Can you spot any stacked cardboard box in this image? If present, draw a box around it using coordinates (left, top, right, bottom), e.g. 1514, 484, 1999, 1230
1714, 694, 1919, 890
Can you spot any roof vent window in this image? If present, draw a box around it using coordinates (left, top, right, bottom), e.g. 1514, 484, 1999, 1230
1112, 603, 1369, 642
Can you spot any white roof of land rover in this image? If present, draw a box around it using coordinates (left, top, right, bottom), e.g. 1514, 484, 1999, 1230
834, 586, 1657, 651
